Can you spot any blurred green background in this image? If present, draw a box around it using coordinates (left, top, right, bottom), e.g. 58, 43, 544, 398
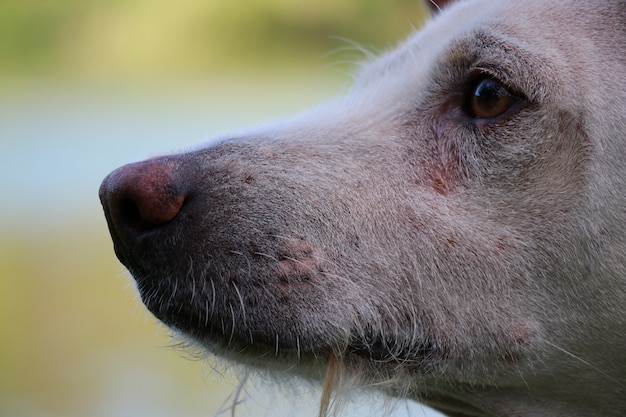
0, 1, 442, 416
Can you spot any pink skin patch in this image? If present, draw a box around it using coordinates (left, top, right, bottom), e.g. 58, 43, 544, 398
275, 238, 326, 283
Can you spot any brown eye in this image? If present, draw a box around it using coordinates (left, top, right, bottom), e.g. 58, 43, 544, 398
468, 77, 519, 119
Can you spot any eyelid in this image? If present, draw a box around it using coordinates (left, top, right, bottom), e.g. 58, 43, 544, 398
469, 66, 524, 98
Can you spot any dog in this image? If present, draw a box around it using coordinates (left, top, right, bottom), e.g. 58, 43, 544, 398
99, 0, 626, 415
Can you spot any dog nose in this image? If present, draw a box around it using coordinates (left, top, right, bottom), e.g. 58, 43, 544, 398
99, 157, 186, 240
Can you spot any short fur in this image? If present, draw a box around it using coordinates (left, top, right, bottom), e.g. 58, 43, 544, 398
99, 0, 626, 416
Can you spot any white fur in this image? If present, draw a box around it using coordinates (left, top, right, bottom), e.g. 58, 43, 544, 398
100, 0, 626, 416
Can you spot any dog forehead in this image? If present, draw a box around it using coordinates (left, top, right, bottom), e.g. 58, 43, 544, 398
349, 0, 524, 102
351, 0, 620, 105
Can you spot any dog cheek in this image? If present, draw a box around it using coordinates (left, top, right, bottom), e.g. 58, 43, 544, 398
404, 117, 472, 196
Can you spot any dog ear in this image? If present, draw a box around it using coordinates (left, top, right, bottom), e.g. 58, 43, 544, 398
426, 0, 454, 13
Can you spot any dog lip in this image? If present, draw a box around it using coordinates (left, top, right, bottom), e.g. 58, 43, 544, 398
420, 392, 487, 417
348, 336, 435, 363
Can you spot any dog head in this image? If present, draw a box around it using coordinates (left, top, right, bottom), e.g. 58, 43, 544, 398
100, 0, 626, 415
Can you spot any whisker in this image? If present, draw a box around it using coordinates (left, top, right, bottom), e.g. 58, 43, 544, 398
544, 340, 625, 388
253, 252, 279, 262
231, 282, 247, 327
228, 303, 236, 346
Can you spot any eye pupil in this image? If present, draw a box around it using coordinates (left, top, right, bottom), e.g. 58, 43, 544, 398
469, 78, 518, 119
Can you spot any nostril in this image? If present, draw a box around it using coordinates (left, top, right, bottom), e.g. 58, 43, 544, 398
99, 157, 187, 239
119, 195, 143, 230
117, 191, 184, 233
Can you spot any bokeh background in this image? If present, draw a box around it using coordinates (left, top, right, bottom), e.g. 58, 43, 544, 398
0, 1, 444, 416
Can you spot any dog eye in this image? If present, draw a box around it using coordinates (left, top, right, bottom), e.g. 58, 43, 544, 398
467, 77, 520, 120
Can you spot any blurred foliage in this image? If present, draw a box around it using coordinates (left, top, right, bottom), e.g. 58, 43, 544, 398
0, 0, 429, 81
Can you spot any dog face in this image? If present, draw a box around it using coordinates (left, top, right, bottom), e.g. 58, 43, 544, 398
99, 0, 626, 415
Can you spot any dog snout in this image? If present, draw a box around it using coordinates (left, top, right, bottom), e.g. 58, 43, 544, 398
99, 157, 187, 243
